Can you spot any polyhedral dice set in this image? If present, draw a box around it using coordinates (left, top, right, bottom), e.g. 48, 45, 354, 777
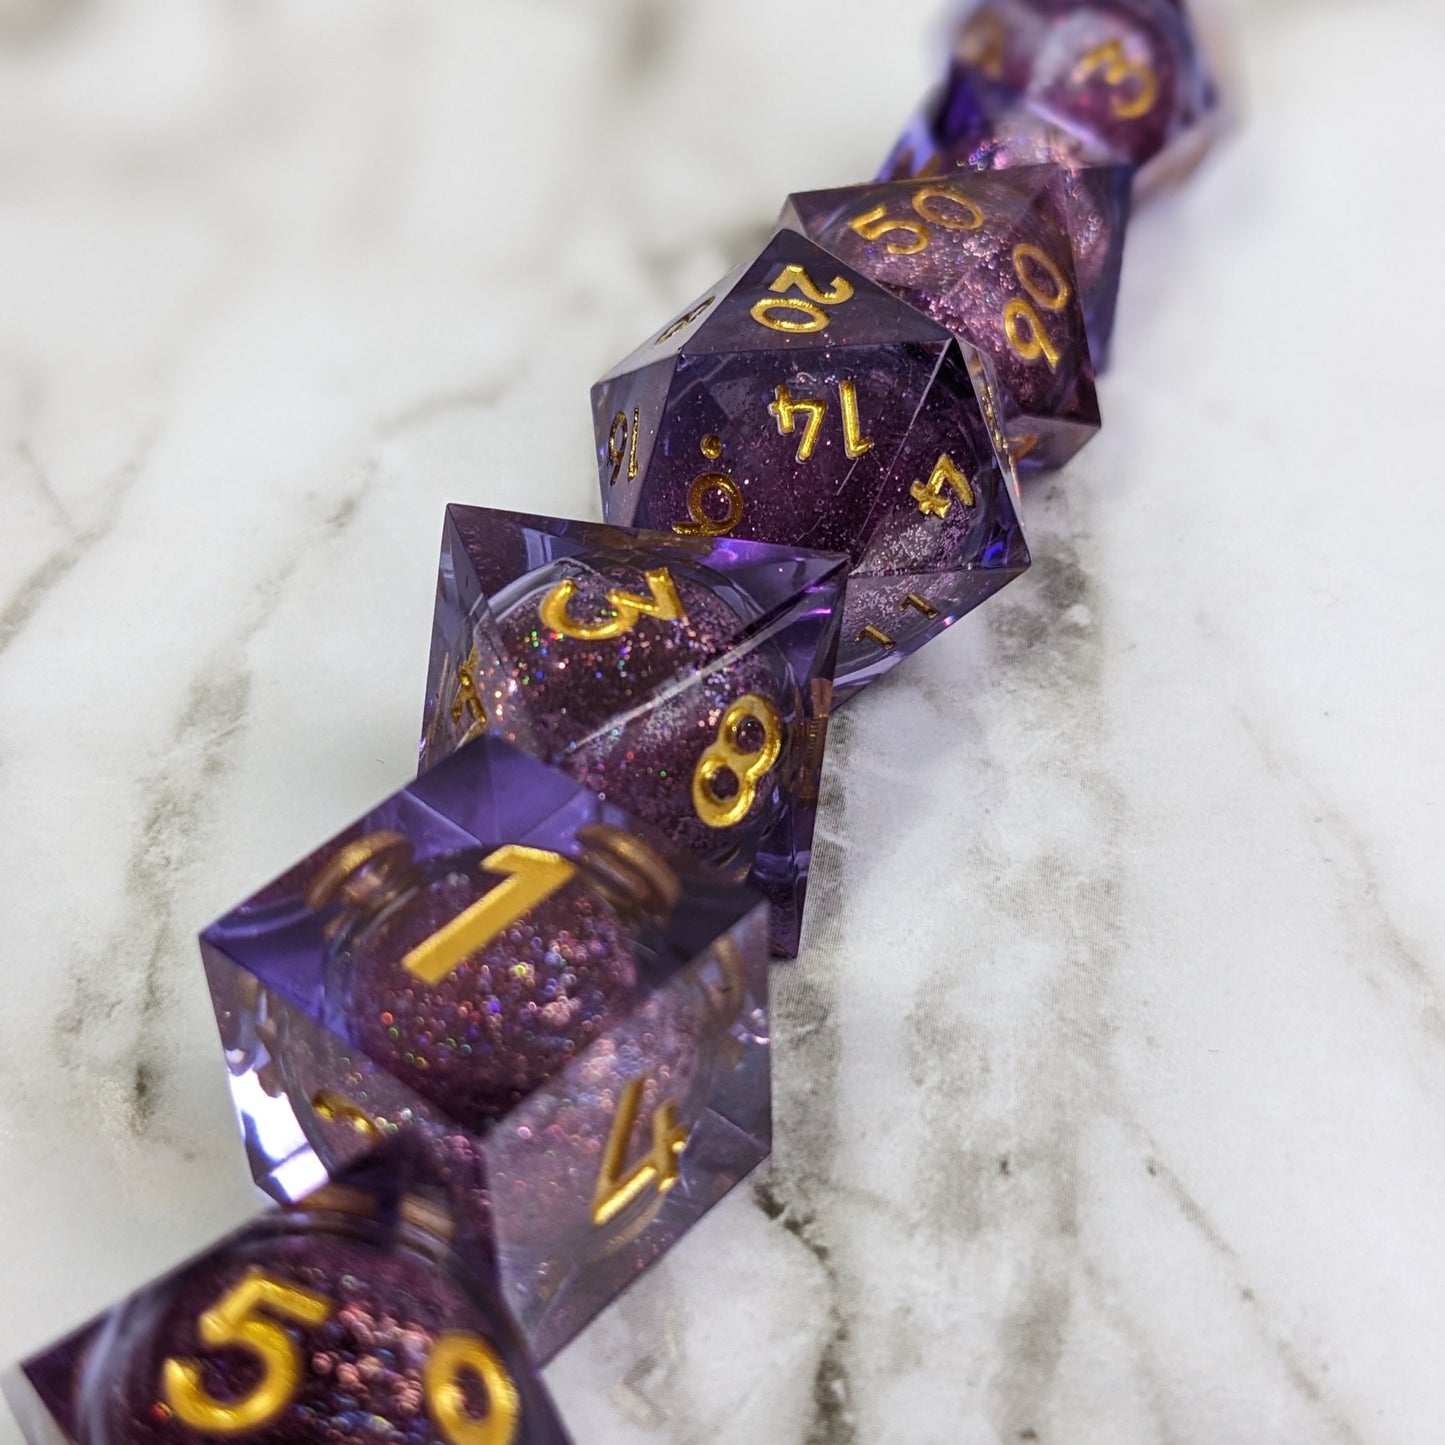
6, 1, 1219, 1439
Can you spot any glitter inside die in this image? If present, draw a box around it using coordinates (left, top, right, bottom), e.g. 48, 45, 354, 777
895, 0, 1219, 200
4, 1148, 572, 1445
878, 111, 1133, 371
197, 737, 772, 1362
779, 166, 1100, 471
593, 229, 1030, 703
417, 505, 847, 958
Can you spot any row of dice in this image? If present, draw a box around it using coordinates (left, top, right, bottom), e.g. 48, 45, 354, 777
5, 2, 1218, 1442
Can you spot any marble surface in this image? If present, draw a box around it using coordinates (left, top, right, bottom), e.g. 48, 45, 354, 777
2, 0, 1443, 1441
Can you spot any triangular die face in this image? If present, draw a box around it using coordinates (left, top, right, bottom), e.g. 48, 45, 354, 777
592, 354, 676, 526
855, 342, 1025, 578
596, 262, 748, 382
687, 228, 951, 356
630, 339, 948, 562
835, 562, 1029, 704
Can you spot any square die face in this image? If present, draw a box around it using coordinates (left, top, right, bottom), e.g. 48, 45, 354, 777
200, 737, 772, 1363
8, 1151, 572, 1445
419, 506, 846, 957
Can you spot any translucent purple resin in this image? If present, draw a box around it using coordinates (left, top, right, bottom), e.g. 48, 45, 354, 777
197, 738, 771, 1362
593, 229, 1030, 704
779, 166, 1100, 471
4, 1144, 572, 1445
417, 505, 846, 958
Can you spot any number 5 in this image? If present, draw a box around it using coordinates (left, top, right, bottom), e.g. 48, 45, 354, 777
162, 1271, 333, 1435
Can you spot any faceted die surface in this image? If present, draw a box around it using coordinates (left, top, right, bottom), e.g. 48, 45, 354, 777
879, 113, 1133, 370
593, 228, 1030, 703
5, 1147, 571, 1445
899, 0, 1218, 198
199, 737, 771, 1363
417, 505, 846, 958
780, 166, 1100, 471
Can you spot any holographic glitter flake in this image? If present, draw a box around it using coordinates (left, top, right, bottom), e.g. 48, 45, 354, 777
418, 506, 847, 957
593, 230, 1030, 703
197, 738, 772, 1362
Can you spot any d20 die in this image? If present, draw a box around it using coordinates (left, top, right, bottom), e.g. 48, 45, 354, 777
199, 736, 771, 1363
879, 109, 1133, 371
592, 228, 1030, 704
920, 0, 1218, 197
417, 506, 845, 958
4, 1143, 571, 1445
779, 166, 1100, 471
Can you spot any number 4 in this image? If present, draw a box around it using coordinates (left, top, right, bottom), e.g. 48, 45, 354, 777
591, 1077, 690, 1227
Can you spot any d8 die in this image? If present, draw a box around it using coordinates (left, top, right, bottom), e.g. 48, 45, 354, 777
199, 737, 771, 1362
4, 1145, 570, 1445
879, 111, 1133, 371
417, 505, 846, 957
593, 228, 1029, 703
779, 165, 1100, 471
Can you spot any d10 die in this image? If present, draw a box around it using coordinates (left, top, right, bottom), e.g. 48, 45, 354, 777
916, 0, 1219, 198
779, 165, 1100, 471
4, 1144, 570, 1445
417, 505, 845, 957
879, 111, 1133, 371
200, 736, 771, 1362
593, 228, 1030, 703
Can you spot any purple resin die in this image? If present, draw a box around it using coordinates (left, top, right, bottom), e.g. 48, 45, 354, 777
416, 506, 845, 958
779, 166, 1100, 471
198, 737, 771, 1362
593, 229, 1030, 703
879, 114, 1132, 371
895, 0, 1218, 200
4, 1146, 571, 1445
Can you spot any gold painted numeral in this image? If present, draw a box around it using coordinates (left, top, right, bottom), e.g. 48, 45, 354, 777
847, 184, 985, 257
451, 651, 485, 727
856, 623, 896, 648
673, 472, 744, 536
656, 294, 715, 345
838, 380, 872, 458
538, 567, 685, 642
901, 593, 938, 619
768, 379, 873, 461
424, 1332, 521, 1445
1002, 242, 1071, 371
750, 264, 855, 333
848, 203, 928, 255
909, 453, 976, 519
591, 1077, 690, 1227
605, 408, 641, 486
957, 9, 1008, 78
1075, 37, 1158, 119
692, 693, 784, 829
768, 383, 827, 460
402, 847, 576, 986
161, 1271, 333, 1436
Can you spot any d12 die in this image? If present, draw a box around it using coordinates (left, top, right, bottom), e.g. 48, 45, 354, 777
779, 166, 1100, 471
593, 228, 1030, 703
916, 0, 1219, 198
417, 505, 845, 958
4, 1143, 571, 1445
879, 110, 1133, 371
200, 736, 771, 1363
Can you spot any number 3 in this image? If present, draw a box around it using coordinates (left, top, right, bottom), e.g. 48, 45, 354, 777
162, 1271, 333, 1435
1075, 37, 1158, 119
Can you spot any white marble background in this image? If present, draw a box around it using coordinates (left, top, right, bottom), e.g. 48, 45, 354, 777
2, 0, 1443, 1441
